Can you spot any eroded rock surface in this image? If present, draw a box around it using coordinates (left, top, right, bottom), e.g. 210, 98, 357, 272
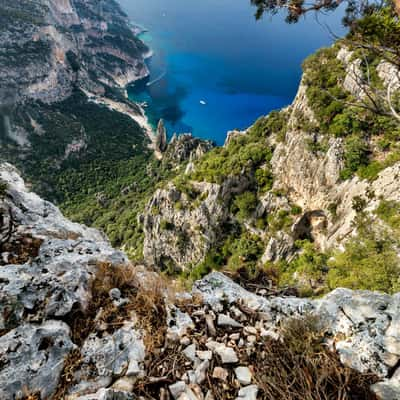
0, 163, 145, 399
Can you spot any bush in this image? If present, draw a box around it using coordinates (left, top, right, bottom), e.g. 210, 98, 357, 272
340, 135, 370, 180
292, 241, 328, 284
226, 232, 264, 272
190, 125, 273, 184
248, 110, 288, 141
327, 228, 400, 293
232, 191, 258, 221
375, 200, 400, 230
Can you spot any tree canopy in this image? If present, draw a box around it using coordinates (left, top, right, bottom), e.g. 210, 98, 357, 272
250, 0, 396, 25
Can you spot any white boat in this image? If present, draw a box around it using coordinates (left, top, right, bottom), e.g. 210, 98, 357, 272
200, 100, 206, 105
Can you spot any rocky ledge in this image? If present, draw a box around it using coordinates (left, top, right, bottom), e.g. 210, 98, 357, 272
1, 163, 399, 399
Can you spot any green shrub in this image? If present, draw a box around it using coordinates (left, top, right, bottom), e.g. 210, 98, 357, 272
225, 232, 264, 272
375, 200, 400, 230
290, 205, 302, 215
268, 210, 292, 233
190, 126, 273, 184
327, 219, 400, 293
340, 135, 370, 180
255, 167, 273, 193
248, 110, 288, 141
232, 191, 258, 221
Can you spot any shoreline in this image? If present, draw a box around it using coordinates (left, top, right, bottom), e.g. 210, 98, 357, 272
83, 87, 157, 152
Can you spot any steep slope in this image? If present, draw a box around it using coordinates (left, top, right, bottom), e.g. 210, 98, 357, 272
141, 36, 400, 292
0, 0, 153, 202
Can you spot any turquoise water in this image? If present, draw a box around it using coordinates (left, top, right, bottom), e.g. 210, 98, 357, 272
119, 0, 346, 145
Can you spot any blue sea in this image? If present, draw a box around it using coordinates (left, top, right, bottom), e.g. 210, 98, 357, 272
118, 0, 346, 145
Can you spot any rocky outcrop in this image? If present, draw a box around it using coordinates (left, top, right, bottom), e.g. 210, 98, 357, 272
0, 163, 145, 399
141, 44, 400, 274
165, 133, 213, 166
271, 79, 400, 251
0, 0, 150, 105
2, 162, 400, 399
191, 271, 400, 399
155, 119, 168, 153
142, 174, 250, 272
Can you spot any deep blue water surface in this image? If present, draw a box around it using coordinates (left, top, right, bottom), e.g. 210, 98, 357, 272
119, 0, 346, 145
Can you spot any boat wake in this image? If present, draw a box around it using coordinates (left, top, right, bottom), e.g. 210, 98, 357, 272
146, 71, 167, 87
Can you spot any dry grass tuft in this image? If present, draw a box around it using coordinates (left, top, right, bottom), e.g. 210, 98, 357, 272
51, 349, 83, 400
54, 262, 171, 399
248, 315, 379, 400
20, 393, 41, 400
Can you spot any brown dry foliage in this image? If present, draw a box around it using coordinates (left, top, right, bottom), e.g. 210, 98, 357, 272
20, 394, 41, 400
54, 262, 170, 399
248, 316, 379, 400
51, 349, 83, 400
229, 266, 299, 297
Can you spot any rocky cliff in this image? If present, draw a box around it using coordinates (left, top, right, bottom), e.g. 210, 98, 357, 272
1, 163, 400, 399
0, 0, 150, 104
0, 0, 153, 202
141, 41, 400, 293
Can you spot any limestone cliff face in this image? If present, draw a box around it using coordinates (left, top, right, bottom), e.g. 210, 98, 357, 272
0, 0, 150, 105
143, 176, 249, 271
270, 78, 400, 253
142, 44, 400, 272
0, 0, 153, 201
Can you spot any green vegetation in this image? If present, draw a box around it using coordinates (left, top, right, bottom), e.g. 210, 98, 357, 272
302, 12, 400, 181
232, 191, 258, 221
340, 135, 370, 180
327, 223, 400, 293
190, 135, 272, 184
183, 229, 264, 282
277, 241, 328, 291
189, 110, 286, 185
375, 200, 400, 230
0, 90, 181, 261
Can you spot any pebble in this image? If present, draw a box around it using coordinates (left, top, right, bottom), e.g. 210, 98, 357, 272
244, 326, 258, 336
183, 344, 198, 364
193, 360, 209, 384
217, 314, 243, 328
236, 384, 259, 400
212, 367, 229, 381
247, 335, 257, 345
214, 344, 239, 363
234, 366, 252, 385
109, 288, 121, 300
112, 377, 134, 392
196, 350, 213, 360
169, 381, 186, 399
181, 336, 191, 346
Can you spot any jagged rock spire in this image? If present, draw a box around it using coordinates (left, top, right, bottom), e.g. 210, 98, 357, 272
155, 119, 168, 153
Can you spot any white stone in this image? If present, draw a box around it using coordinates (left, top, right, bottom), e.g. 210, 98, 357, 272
234, 367, 252, 385
196, 350, 213, 360
217, 314, 243, 328
212, 367, 229, 381
183, 344, 198, 364
214, 344, 238, 364
236, 385, 259, 400
169, 381, 186, 399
